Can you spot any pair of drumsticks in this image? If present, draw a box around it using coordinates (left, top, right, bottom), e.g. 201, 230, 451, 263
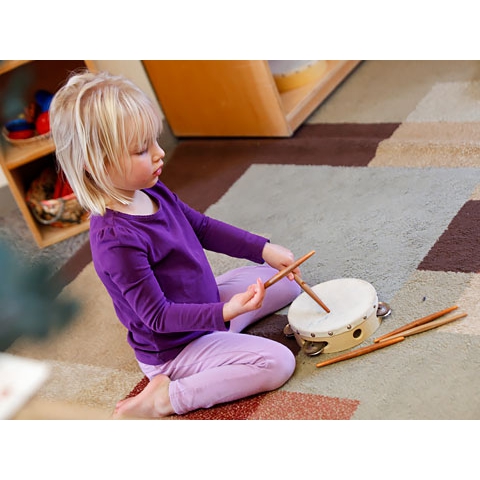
315, 305, 467, 368
263, 252, 468, 369
264, 250, 330, 313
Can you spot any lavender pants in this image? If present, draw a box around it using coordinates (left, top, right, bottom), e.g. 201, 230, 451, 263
138, 265, 301, 415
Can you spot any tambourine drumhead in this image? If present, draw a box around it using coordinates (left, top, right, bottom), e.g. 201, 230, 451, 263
288, 278, 381, 353
289, 278, 377, 335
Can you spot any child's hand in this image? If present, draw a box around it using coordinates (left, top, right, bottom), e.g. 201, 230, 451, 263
262, 243, 299, 281
223, 278, 265, 322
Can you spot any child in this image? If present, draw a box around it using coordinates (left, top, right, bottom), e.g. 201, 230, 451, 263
50, 70, 301, 419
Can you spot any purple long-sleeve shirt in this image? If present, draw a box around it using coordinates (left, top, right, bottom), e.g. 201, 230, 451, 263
89, 181, 268, 365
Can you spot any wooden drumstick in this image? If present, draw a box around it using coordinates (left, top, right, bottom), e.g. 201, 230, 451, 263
316, 336, 405, 368
377, 312, 467, 342
264, 250, 315, 289
293, 273, 330, 313
374, 305, 459, 343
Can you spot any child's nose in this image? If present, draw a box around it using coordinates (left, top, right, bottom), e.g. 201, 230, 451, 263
153, 143, 165, 160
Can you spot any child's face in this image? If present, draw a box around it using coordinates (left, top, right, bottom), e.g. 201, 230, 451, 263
107, 139, 165, 195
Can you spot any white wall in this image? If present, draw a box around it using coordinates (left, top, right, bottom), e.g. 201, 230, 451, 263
0, 60, 161, 189
93, 60, 163, 118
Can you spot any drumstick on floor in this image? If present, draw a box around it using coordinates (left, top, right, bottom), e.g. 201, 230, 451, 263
293, 273, 330, 313
376, 312, 467, 342
264, 250, 315, 289
374, 305, 459, 343
316, 336, 405, 368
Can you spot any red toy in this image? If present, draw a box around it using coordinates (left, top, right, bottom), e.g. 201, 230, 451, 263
35, 111, 50, 135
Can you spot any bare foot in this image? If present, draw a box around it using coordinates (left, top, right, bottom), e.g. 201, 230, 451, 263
112, 374, 174, 419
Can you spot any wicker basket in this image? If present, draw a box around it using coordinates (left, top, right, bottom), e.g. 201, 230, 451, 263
2, 127, 51, 147
25, 167, 88, 227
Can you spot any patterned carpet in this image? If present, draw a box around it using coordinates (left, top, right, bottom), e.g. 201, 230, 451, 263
125, 122, 480, 420
5, 61, 480, 421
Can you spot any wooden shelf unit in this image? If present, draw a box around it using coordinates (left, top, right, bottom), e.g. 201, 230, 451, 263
143, 60, 361, 137
0, 60, 96, 248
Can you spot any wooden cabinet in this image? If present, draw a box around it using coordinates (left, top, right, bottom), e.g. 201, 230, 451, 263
0, 60, 96, 248
143, 60, 360, 137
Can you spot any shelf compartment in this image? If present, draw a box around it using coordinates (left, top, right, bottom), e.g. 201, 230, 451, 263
281, 60, 360, 131
1, 135, 55, 170
0, 61, 32, 76
0, 60, 94, 247
4, 153, 89, 248
143, 60, 361, 137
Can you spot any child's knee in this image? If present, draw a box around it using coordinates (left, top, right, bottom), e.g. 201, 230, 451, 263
267, 346, 296, 389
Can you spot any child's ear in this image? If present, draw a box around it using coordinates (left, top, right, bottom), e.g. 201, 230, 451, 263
84, 165, 93, 178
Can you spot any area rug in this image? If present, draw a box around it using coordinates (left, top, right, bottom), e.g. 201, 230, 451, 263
199, 164, 480, 420
6, 62, 480, 420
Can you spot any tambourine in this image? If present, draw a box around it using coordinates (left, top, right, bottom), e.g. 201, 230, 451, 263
286, 278, 391, 355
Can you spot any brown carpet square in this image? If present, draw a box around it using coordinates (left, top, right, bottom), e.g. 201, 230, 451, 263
419, 200, 480, 273
162, 123, 400, 212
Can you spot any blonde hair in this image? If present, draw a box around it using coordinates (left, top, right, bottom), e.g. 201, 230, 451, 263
50, 70, 162, 215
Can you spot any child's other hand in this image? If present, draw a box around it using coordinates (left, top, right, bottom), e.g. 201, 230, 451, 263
223, 278, 265, 322
262, 243, 299, 281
